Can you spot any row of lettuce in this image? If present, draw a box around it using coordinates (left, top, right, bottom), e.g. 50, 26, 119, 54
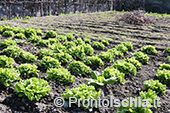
0, 25, 170, 112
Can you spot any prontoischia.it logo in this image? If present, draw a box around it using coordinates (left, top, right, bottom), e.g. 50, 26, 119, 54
54, 96, 160, 108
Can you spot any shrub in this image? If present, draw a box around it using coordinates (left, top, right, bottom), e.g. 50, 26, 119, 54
15, 77, 51, 101
66, 33, 75, 41
28, 35, 42, 43
45, 31, 57, 38
141, 45, 157, 54
62, 83, 101, 110
0, 55, 15, 68
84, 56, 104, 69
36, 29, 44, 35
18, 51, 37, 62
63, 41, 76, 49
69, 46, 86, 60
160, 63, 170, 70
24, 28, 37, 37
2, 31, 14, 37
156, 69, 170, 84
36, 40, 50, 47
98, 51, 114, 63
3, 45, 22, 57
115, 44, 128, 53
92, 41, 105, 50
68, 61, 91, 76
74, 38, 85, 46
12, 26, 24, 34
166, 56, 170, 62
50, 43, 66, 53
83, 38, 91, 44
14, 33, 26, 39
132, 52, 149, 64
112, 60, 136, 76
0, 68, 20, 87
38, 56, 61, 70
0, 38, 17, 48
144, 80, 166, 94
38, 49, 53, 57
17, 64, 39, 78
125, 57, 142, 70
82, 44, 94, 56
101, 40, 109, 46
122, 42, 133, 51
56, 35, 67, 42
47, 68, 74, 83
53, 52, 73, 64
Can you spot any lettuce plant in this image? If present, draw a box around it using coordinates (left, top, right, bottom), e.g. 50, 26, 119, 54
83, 38, 91, 44
46, 68, 74, 83
74, 38, 84, 46
82, 44, 94, 56
122, 42, 133, 51
101, 40, 109, 46
132, 52, 149, 64
0, 38, 17, 48
3, 45, 22, 57
0, 68, 20, 87
2, 31, 15, 37
98, 51, 114, 63
56, 35, 67, 42
0, 25, 3, 33
38, 56, 61, 70
141, 45, 157, 54
0, 55, 15, 68
38, 49, 54, 57
62, 83, 101, 111
24, 28, 37, 37
28, 35, 42, 43
36, 29, 44, 35
53, 52, 73, 64
112, 60, 136, 76
115, 44, 128, 54
107, 48, 123, 57
50, 43, 66, 53
92, 41, 105, 50
68, 61, 91, 76
156, 69, 170, 84
36, 40, 50, 47
18, 51, 37, 62
66, 33, 75, 41
125, 57, 142, 70
2, 24, 13, 32
48, 38, 58, 45
15, 77, 51, 101
144, 80, 166, 94
63, 41, 76, 49
14, 33, 26, 39
84, 56, 104, 69
166, 56, 170, 62
165, 47, 170, 53
12, 26, 24, 34
45, 30, 57, 38
69, 46, 86, 60
17, 64, 39, 78
160, 63, 170, 70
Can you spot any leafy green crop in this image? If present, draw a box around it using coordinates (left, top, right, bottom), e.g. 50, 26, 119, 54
36, 29, 44, 35
0, 25, 3, 32
82, 44, 94, 56
36, 40, 50, 47
68, 61, 91, 76
3, 46, 22, 57
38, 49, 54, 57
107, 48, 123, 57
166, 56, 170, 62
2, 31, 15, 37
18, 51, 37, 62
48, 38, 58, 45
144, 80, 166, 94
101, 40, 109, 46
92, 41, 105, 50
12, 26, 24, 34
66, 33, 75, 41
0, 55, 15, 68
122, 42, 133, 51
132, 52, 149, 64
115, 44, 128, 54
15, 77, 51, 101
50, 43, 66, 53
28, 35, 42, 43
62, 83, 101, 111
74, 38, 85, 46
45, 31, 57, 38
165, 47, 170, 53
38, 56, 61, 70
69, 46, 86, 60
84, 56, 104, 69
63, 41, 76, 49
83, 38, 91, 44
98, 51, 114, 63
112, 60, 136, 76
160, 63, 170, 70
141, 45, 157, 54
125, 57, 142, 70
0, 38, 17, 48
47, 68, 74, 83
17, 64, 39, 78
0, 68, 20, 87
2, 24, 13, 32
14, 33, 26, 39
24, 28, 37, 37
56, 35, 67, 42
156, 69, 170, 84
53, 52, 73, 64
